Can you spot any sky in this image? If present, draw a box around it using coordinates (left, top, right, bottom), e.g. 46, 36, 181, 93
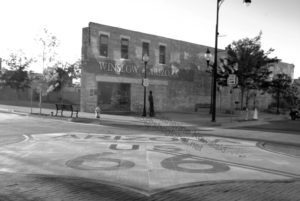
1, 0, 300, 78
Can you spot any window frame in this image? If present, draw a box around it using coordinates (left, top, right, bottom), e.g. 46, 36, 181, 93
159, 45, 166, 64
142, 42, 150, 57
99, 34, 109, 57
121, 38, 129, 59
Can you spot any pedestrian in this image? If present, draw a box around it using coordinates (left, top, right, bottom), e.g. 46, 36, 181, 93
148, 90, 155, 117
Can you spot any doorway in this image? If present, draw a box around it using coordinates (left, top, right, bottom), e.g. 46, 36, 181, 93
97, 82, 131, 111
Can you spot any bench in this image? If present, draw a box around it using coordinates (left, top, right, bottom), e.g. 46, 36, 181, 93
55, 104, 79, 118
194, 103, 211, 112
290, 108, 300, 120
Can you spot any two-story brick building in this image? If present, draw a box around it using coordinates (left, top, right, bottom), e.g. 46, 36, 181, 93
81, 22, 216, 113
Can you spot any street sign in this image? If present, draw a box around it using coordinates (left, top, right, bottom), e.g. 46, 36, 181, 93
227, 74, 238, 86
142, 78, 149, 87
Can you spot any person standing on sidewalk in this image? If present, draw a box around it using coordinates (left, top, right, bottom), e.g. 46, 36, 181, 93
148, 91, 155, 117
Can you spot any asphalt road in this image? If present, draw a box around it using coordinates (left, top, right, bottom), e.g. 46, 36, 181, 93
1, 112, 300, 201
236, 119, 300, 135
0, 112, 148, 146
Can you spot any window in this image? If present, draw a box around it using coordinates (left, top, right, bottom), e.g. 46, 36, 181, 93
121, 38, 129, 59
99, 34, 108, 57
159, 45, 166, 64
142, 42, 149, 57
90, 89, 96, 96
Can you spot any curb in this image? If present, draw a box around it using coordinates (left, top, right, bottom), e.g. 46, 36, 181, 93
0, 108, 28, 116
0, 108, 13, 113
0, 106, 291, 129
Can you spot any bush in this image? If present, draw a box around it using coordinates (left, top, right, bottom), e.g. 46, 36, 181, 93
268, 100, 290, 109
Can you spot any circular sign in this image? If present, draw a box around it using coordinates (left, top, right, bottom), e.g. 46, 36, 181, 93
142, 78, 149, 87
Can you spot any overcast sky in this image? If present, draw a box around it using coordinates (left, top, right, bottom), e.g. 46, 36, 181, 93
1, 0, 299, 78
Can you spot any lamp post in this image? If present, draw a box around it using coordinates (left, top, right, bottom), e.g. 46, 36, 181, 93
204, 48, 213, 114
211, 0, 251, 122
142, 54, 149, 117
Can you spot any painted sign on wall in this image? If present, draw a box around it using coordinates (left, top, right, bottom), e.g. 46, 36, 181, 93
85, 58, 195, 81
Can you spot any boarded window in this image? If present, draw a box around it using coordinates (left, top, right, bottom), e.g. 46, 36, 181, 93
121, 38, 129, 59
159, 45, 166, 64
99, 34, 108, 57
142, 42, 149, 57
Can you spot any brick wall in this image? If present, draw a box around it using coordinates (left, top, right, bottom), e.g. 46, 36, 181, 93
81, 22, 229, 113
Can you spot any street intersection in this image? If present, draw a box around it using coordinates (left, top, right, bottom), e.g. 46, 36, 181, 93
0, 111, 299, 200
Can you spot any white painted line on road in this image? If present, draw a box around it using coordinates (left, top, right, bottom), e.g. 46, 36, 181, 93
22, 134, 30, 142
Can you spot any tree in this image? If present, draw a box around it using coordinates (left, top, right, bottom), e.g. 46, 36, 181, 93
36, 28, 59, 72
0, 51, 35, 99
44, 60, 81, 102
225, 32, 279, 109
268, 73, 294, 114
283, 83, 299, 107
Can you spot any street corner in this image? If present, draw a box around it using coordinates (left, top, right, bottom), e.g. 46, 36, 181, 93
0, 132, 299, 195
0, 112, 27, 121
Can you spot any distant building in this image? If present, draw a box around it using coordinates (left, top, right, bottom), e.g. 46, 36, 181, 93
81, 22, 217, 113
80, 22, 297, 113
269, 62, 295, 79
253, 61, 295, 110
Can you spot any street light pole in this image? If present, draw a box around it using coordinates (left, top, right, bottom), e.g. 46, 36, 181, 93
142, 54, 149, 117
212, 0, 221, 122
204, 48, 213, 114
211, 0, 251, 122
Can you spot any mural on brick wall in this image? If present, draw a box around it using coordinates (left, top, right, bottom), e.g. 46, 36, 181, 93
83, 24, 209, 83
84, 58, 199, 81
84, 52, 204, 82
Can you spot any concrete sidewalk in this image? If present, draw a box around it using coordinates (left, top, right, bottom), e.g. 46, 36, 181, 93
2, 104, 299, 146
2, 103, 299, 146
0, 104, 290, 129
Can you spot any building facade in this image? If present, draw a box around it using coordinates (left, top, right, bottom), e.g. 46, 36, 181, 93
269, 62, 295, 79
81, 22, 216, 113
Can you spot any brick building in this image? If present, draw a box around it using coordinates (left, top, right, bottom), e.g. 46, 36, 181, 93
81, 22, 216, 113
269, 62, 295, 79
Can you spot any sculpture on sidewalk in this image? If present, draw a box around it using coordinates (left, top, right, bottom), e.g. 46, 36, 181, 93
148, 91, 155, 117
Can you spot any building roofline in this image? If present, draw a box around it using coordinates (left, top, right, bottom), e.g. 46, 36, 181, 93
87, 22, 223, 51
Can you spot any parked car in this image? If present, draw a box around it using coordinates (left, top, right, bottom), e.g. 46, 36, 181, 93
289, 107, 300, 120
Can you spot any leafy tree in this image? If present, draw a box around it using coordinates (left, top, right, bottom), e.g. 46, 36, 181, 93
268, 73, 294, 114
283, 83, 299, 107
225, 32, 279, 109
36, 28, 59, 72
44, 60, 81, 102
0, 51, 35, 99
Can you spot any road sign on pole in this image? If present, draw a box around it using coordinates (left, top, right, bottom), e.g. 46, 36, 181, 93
227, 74, 238, 86
142, 78, 149, 87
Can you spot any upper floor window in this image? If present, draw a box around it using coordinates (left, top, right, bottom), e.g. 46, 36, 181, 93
159, 45, 166, 64
99, 34, 108, 57
121, 38, 129, 59
142, 42, 149, 57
